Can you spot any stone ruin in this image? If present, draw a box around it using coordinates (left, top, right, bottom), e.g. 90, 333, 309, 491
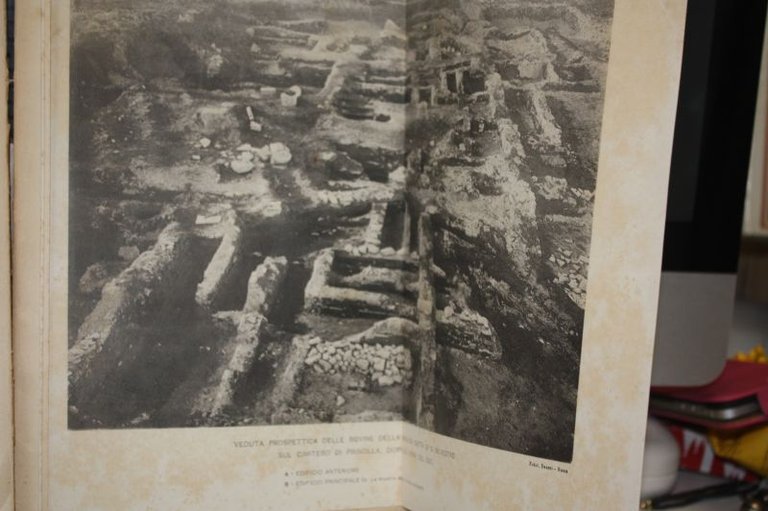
407, 56, 488, 108
303, 318, 417, 388
68, 194, 502, 428
68, 211, 297, 426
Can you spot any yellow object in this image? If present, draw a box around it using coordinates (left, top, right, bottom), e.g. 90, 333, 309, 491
734, 344, 767, 364
709, 425, 768, 476
707, 347, 768, 476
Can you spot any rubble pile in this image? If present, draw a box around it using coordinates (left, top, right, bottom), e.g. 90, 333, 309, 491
548, 245, 588, 307
304, 337, 413, 387
570, 187, 594, 203
532, 175, 594, 210
343, 243, 411, 258
532, 175, 568, 201
215, 142, 293, 175
436, 305, 503, 360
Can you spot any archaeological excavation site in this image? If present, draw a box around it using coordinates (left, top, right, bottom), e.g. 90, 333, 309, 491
68, 0, 614, 462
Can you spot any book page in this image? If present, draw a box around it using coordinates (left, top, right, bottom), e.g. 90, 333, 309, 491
14, 0, 685, 509
0, 1, 12, 508
400, 1, 687, 509
17, 1, 406, 509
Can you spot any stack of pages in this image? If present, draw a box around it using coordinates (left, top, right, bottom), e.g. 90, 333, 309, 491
3, 0, 687, 509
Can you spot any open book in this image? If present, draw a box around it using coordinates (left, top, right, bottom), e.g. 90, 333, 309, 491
9, 0, 686, 509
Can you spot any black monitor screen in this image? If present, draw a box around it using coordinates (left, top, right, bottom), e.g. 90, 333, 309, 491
663, 0, 767, 273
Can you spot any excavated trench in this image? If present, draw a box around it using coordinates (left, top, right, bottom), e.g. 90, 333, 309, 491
69, 235, 221, 429
69, 197, 424, 428
380, 201, 408, 250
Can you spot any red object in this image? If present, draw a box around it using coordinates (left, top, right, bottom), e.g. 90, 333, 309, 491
651, 361, 768, 430
665, 424, 760, 482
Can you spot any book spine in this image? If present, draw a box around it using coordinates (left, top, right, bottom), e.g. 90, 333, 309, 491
0, 1, 11, 508
13, 0, 50, 509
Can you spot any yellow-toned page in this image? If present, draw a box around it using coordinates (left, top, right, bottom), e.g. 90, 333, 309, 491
13, 0, 686, 509
0, 2, 11, 509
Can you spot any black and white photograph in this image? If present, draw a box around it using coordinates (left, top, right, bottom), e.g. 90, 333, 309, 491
68, 0, 614, 463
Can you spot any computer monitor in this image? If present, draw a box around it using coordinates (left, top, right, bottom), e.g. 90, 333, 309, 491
651, 0, 767, 386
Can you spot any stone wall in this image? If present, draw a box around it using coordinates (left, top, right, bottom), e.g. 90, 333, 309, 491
194, 257, 289, 417
243, 256, 289, 315
69, 223, 194, 405
194, 312, 269, 417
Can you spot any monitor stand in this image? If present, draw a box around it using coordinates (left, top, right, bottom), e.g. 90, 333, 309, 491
651, 271, 737, 387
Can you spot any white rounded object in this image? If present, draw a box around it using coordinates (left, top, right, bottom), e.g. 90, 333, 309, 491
640, 417, 680, 500
230, 159, 255, 175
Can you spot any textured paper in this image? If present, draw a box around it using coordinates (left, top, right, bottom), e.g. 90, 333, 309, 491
0, 2, 12, 509
13, 0, 686, 510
